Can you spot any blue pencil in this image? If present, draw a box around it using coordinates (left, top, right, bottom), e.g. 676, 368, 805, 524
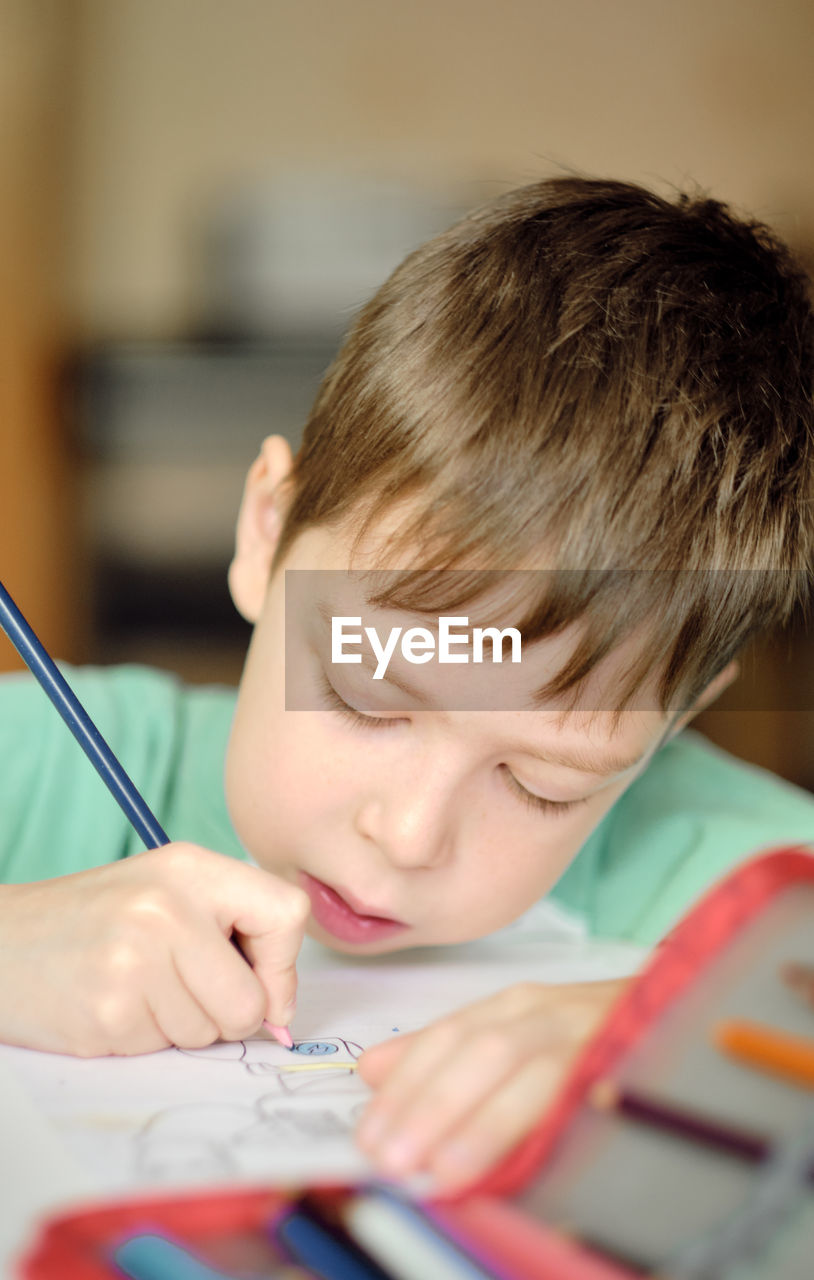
0, 578, 169, 849
274, 1197, 390, 1280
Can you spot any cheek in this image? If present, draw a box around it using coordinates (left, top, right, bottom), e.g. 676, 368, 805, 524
225, 703, 353, 865
428, 815, 591, 943
447, 777, 631, 942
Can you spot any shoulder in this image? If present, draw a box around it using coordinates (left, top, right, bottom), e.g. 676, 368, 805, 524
0, 660, 214, 715
0, 664, 241, 881
627, 730, 814, 824
1, 661, 238, 742
561, 731, 814, 945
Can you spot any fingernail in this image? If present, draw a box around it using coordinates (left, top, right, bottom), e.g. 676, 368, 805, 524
377, 1134, 421, 1175
356, 1109, 387, 1149
432, 1138, 482, 1188
264, 1020, 294, 1049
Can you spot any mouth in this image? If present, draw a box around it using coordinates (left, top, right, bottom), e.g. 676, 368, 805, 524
299, 872, 409, 946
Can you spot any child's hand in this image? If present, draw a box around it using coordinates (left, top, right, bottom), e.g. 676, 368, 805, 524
356, 977, 630, 1193
0, 844, 309, 1056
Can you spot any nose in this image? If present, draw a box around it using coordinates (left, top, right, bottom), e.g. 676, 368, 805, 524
354, 760, 457, 871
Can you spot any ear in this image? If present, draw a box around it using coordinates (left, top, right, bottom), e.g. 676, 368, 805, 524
669, 659, 740, 735
228, 435, 294, 622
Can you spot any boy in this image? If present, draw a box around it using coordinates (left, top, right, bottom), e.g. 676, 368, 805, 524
1, 177, 814, 1194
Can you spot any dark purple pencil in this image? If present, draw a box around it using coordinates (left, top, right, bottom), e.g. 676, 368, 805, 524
589, 1079, 808, 1174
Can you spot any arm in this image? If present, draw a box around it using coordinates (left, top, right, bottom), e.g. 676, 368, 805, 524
356, 976, 631, 1193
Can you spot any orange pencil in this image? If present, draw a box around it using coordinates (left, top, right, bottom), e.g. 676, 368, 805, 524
715, 1019, 814, 1090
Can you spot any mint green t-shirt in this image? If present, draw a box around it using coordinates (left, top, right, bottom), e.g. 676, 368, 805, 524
1, 664, 812, 944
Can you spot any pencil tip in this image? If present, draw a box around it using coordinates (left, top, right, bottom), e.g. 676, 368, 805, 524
264, 1020, 294, 1049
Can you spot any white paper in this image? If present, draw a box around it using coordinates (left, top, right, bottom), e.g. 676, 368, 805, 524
0, 907, 645, 1275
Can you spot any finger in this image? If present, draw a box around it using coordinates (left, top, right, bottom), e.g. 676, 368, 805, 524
96, 996, 173, 1058
226, 887, 310, 1028
358, 987, 591, 1175
174, 924, 268, 1040
356, 1018, 465, 1151
429, 1055, 564, 1193
364, 1039, 519, 1177
235, 923, 302, 1029
147, 958, 221, 1050
357, 1032, 417, 1086
173, 849, 310, 1030
357, 988, 532, 1142
361, 1011, 559, 1177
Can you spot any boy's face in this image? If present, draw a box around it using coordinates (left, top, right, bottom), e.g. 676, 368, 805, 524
223, 442, 708, 956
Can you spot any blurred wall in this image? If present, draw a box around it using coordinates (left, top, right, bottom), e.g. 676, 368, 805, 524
0, 1, 82, 665
69, 0, 814, 338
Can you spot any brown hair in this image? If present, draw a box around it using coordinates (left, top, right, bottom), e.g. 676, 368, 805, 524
275, 177, 814, 711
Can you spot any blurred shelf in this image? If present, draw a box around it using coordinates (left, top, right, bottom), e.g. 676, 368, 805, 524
77, 338, 339, 461
76, 337, 334, 679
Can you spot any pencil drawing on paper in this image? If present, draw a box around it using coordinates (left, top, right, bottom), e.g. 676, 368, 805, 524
132, 1035, 368, 1181
134, 1097, 368, 1180
177, 1036, 364, 1088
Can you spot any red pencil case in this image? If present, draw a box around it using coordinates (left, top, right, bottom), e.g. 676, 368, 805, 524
427, 844, 814, 1278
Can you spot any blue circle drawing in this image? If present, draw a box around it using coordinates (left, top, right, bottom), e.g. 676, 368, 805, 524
292, 1041, 338, 1056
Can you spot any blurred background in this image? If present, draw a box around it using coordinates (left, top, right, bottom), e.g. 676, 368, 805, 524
1, 0, 814, 786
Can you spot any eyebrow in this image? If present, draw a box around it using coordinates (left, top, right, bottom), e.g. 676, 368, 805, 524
315, 598, 647, 777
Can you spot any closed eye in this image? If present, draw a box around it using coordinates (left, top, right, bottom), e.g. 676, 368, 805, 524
319, 672, 404, 730
499, 765, 585, 817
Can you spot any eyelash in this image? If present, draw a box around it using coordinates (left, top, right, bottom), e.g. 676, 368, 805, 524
320, 674, 584, 818
499, 766, 582, 818
319, 674, 403, 731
